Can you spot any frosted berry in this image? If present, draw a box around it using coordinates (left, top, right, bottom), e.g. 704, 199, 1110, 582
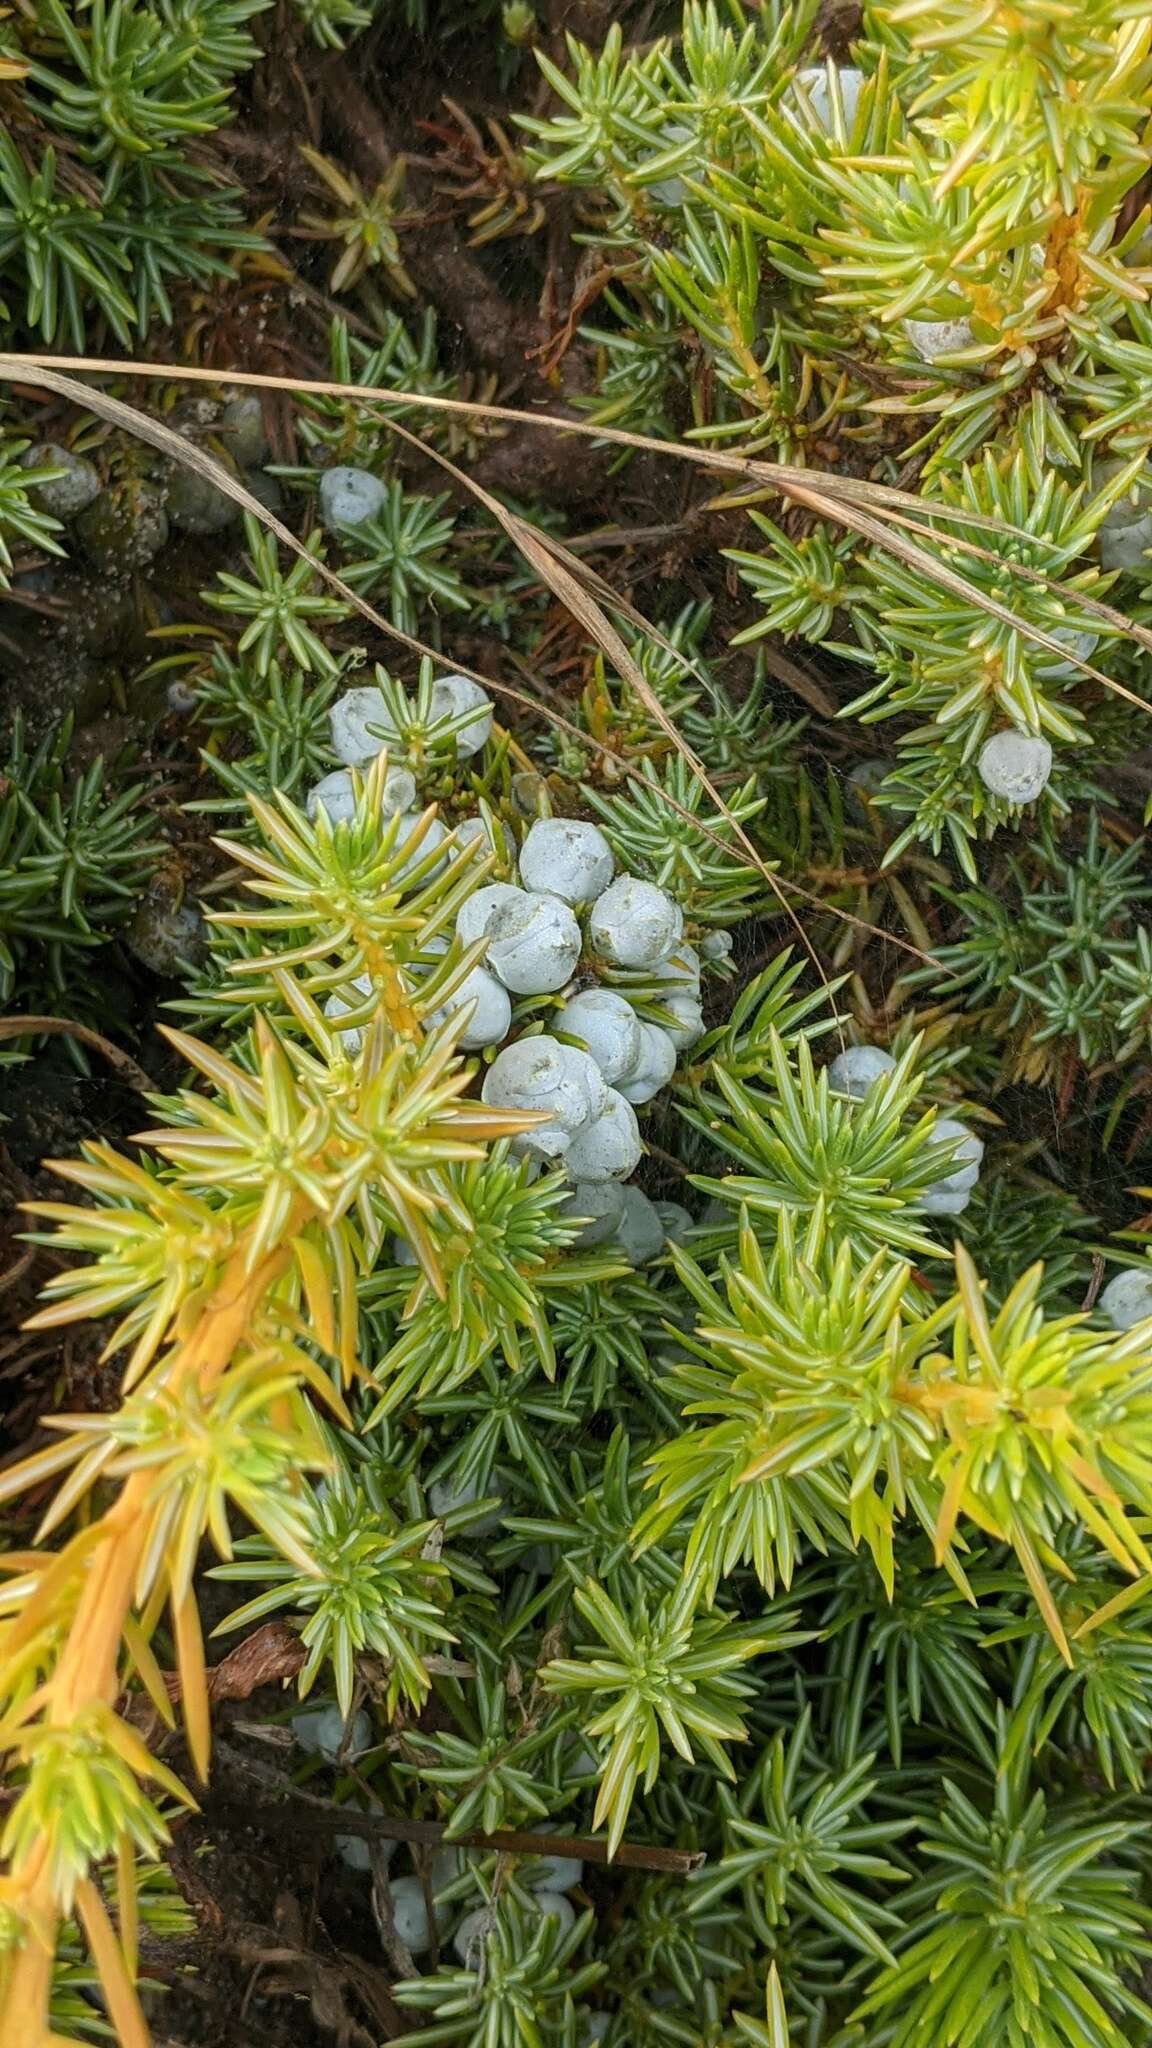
534, 1892, 577, 1937
457, 882, 526, 950
336, 1804, 395, 1874
518, 818, 615, 904
615, 1185, 667, 1266
329, 686, 398, 765
563, 1089, 643, 1182
454, 813, 514, 863
791, 64, 863, 129
659, 991, 704, 1050
167, 464, 238, 534
1097, 464, 1152, 571
555, 989, 643, 1084
827, 1046, 896, 1099
919, 1185, 973, 1217
653, 1200, 693, 1245
559, 1181, 627, 1246
307, 764, 416, 826
24, 443, 102, 518
482, 890, 583, 994
319, 465, 387, 531
219, 393, 269, 467
921, 1117, 983, 1216
523, 1837, 584, 1893
453, 1907, 493, 1968
653, 943, 701, 992
388, 1876, 448, 1955
1098, 1268, 1152, 1331
977, 731, 1053, 805
589, 877, 683, 969
616, 1021, 678, 1105
904, 315, 975, 359
291, 1703, 371, 1763
427, 962, 512, 1049
428, 673, 493, 757
481, 1036, 607, 1156
324, 972, 373, 1053
1036, 627, 1098, 679
393, 811, 448, 880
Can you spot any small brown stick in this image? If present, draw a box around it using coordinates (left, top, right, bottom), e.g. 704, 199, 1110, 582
0, 1015, 156, 1092
210, 1764, 703, 1876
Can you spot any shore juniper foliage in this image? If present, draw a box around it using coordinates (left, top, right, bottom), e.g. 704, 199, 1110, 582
4, 3, 1152, 2047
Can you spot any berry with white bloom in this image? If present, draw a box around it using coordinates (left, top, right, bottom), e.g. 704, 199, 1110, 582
1036, 626, 1098, 679
389, 1876, 449, 1955
791, 64, 863, 129
481, 890, 583, 995
921, 1117, 983, 1216
457, 882, 526, 949
453, 1907, 493, 1968
523, 1834, 584, 1894
428, 673, 492, 757
319, 465, 387, 531
219, 393, 269, 466
904, 315, 975, 359
518, 818, 615, 904
325, 973, 373, 1053
393, 811, 447, 880
453, 813, 514, 863
919, 1185, 972, 1217
563, 1088, 643, 1182
589, 877, 683, 969
653, 943, 701, 992
167, 466, 237, 535
554, 989, 642, 1084
700, 929, 733, 963
336, 1805, 396, 1874
653, 1200, 693, 1244
615, 1185, 667, 1266
533, 1892, 577, 1937
1097, 465, 1152, 572
481, 1036, 607, 1156
428, 1472, 505, 1535
1098, 1268, 1152, 1331
560, 1181, 627, 1246
583, 2018, 611, 2044
291, 1703, 371, 1763
330, 685, 398, 765
24, 443, 102, 517
307, 770, 358, 827
977, 731, 1053, 805
430, 1846, 467, 1893
827, 1046, 896, 1099
616, 1021, 678, 1105
307, 764, 416, 826
659, 990, 704, 1050
427, 963, 512, 1050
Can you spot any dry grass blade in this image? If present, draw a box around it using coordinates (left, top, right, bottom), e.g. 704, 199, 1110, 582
782, 476, 1152, 702
0, 357, 948, 973
0, 350, 1046, 532
7, 351, 1147, 690
381, 412, 829, 987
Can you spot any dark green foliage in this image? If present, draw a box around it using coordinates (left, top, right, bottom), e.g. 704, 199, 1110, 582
0, 714, 161, 1003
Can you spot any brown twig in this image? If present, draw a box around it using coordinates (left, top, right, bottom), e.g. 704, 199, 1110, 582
219, 1798, 706, 1874
0, 1015, 156, 1092
210, 1746, 703, 1874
